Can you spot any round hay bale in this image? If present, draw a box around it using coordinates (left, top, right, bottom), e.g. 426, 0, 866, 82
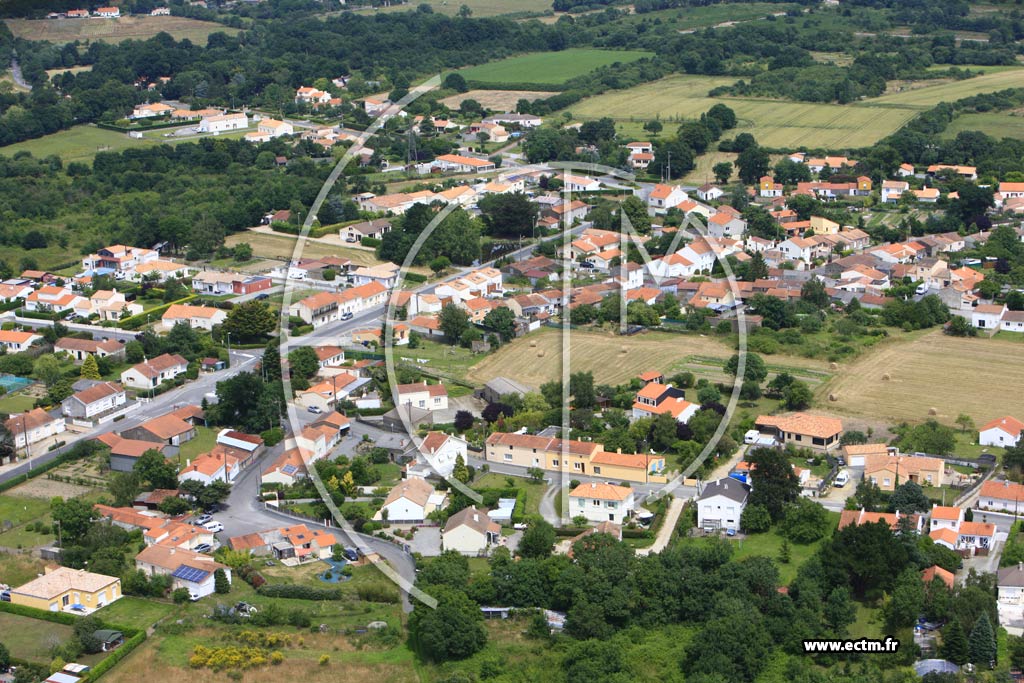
620, 346, 628, 353
537, 350, 546, 357
928, 407, 938, 416
828, 393, 838, 402
881, 373, 891, 381
529, 341, 537, 348
829, 362, 839, 370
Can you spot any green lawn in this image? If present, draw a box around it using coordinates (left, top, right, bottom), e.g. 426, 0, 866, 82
474, 471, 547, 517
176, 425, 220, 464
0, 611, 77, 664
0, 392, 39, 414
454, 48, 653, 86
866, 67, 1024, 108
0, 125, 151, 164
951, 431, 997, 460
95, 596, 177, 631
848, 602, 883, 639
395, 338, 480, 379
362, 0, 550, 17
0, 494, 50, 528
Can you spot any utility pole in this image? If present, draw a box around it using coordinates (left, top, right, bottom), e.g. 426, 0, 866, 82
22, 413, 31, 472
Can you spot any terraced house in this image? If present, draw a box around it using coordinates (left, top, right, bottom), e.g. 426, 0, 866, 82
485, 432, 667, 483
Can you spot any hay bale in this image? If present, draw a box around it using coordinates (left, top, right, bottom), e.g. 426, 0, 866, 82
529, 341, 537, 348
537, 350, 546, 358
620, 346, 627, 353
928, 407, 938, 415
829, 362, 839, 370
828, 393, 838, 402
881, 373, 891, 381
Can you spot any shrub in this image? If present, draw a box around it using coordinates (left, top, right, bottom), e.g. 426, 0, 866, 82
257, 584, 343, 601
172, 587, 191, 604
270, 651, 284, 665
319, 654, 331, 666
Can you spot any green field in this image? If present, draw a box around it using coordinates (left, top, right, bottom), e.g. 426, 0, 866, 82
0, 612, 77, 663
357, 0, 551, 17
867, 67, 1024, 108
0, 125, 151, 163
455, 48, 653, 86
942, 111, 1024, 140
5, 15, 239, 44
564, 74, 920, 149
95, 596, 177, 631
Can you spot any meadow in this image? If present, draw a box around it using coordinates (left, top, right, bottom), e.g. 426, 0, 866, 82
562, 75, 920, 148
4, 15, 239, 44
455, 48, 653, 86
0, 124, 162, 163
225, 230, 386, 267
819, 328, 1024, 425
359, 0, 551, 17
865, 67, 1024, 108
942, 111, 1024, 140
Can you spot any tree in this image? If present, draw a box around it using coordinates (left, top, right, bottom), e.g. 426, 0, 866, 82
79, 354, 101, 380
968, 611, 996, 667
955, 413, 975, 433
746, 252, 768, 281
569, 371, 596, 410
886, 569, 925, 629
287, 346, 319, 379
800, 276, 829, 309
232, 243, 253, 262
724, 352, 767, 383
890, 481, 931, 513
736, 145, 770, 185
0, 641, 9, 671
429, 256, 450, 275
619, 195, 652, 234
780, 498, 830, 544
896, 419, 956, 455
643, 119, 663, 135
942, 618, 969, 665
51, 498, 95, 545
214, 568, 230, 594
740, 503, 771, 533
262, 341, 282, 382
713, 162, 733, 184
109, 472, 140, 507
824, 586, 857, 636
33, 354, 63, 387
222, 301, 275, 342
134, 449, 179, 489
483, 306, 516, 341
782, 380, 813, 410
439, 304, 470, 345
408, 585, 486, 662
518, 519, 556, 559
652, 138, 695, 180
478, 193, 539, 238
453, 410, 474, 431
748, 447, 799, 521
452, 455, 470, 484
443, 72, 468, 93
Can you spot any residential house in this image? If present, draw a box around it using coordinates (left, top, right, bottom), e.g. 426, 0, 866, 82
178, 451, 240, 485
631, 382, 698, 423
120, 353, 188, 390
407, 431, 469, 480
561, 174, 601, 193
838, 509, 923, 533
759, 175, 783, 198
442, 505, 501, 555
979, 480, 1024, 514
271, 525, 337, 561
198, 112, 248, 133
922, 565, 955, 589
839, 443, 890, 467
707, 212, 747, 239
296, 373, 361, 412
980, 416, 1024, 448
395, 381, 448, 412
864, 453, 945, 491
569, 482, 635, 524
82, 245, 159, 277
927, 164, 977, 180
62, 381, 126, 419
431, 154, 495, 174
135, 545, 230, 599
130, 102, 172, 119
161, 304, 227, 331
647, 184, 688, 213
377, 478, 447, 523
0, 330, 42, 353
5, 408, 66, 451
97, 433, 173, 472
753, 413, 843, 453
483, 113, 542, 128
121, 412, 195, 447
972, 304, 1007, 330
881, 180, 909, 203
340, 219, 392, 243
697, 184, 724, 202
697, 478, 750, 531
998, 563, 1024, 635
484, 432, 666, 483
9, 566, 121, 615
25, 286, 84, 314
778, 236, 816, 264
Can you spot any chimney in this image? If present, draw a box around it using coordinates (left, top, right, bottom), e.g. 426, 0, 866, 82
473, 513, 479, 523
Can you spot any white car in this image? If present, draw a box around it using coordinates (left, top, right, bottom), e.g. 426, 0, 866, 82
203, 521, 224, 533
834, 470, 850, 488
915, 283, 929, 296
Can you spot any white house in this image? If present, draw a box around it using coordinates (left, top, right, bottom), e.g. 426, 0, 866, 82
120, 353, 188, 390
881, 180, 909, 203
778, 236, 816, 264
696, 478, 750, 532
377, 478, 446, 523
562, 174, 600, 193
998, 563, 1024, 635
568, 482, 635, 524
395, 381, 449, 412
442, 505, 501, 555
161, 304, 227, 331
647, 184, 688, 213
409, 431, 468, 480
62, 382, 126, 419
929, 505, 964, 533
4, 408, 66, 451
980, 416, 1024, 448
707, 212, 747, 239
972, 304, 1007, 330
135, 545, 230, 600
0, 330, 42, 353
978, 480, 1024, 514
198, 112, 248, 133
178, 451, 239, 485
696, 184, 724, 202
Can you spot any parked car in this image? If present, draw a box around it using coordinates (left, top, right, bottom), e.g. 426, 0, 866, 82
340, 311, 354, 321
195, 514, 213, 525
0, 590, 10, 602
834, 470, 850, 487
235, 602, 258, 617
577, 261, 594, 269
254, 292, 270, 300
194, 543, 213, 553
203, 521, 224, 533
343, 547, 359, 562
915, 283, 929, 296
307, 405, 323, 414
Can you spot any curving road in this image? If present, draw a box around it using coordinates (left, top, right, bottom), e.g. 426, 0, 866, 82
10, 58, 31, 91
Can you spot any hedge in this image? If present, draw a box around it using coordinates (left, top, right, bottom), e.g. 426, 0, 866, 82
465, 80, 564, 92
403, 272, 427, 283
257, 584, 343, 600
0, 440, 103, 494
17, 309, 61, 321
84, 630, 147, 682
118, 294, 198, 330
360, 237, 381, 248
269, 221, 337, 239
97, 119, 189, 133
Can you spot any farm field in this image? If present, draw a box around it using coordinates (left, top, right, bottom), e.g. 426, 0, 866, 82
361, 0, 551, 16
465, 327, 827, 388
4, 16, 239, 44
439, 88, 553, 111
455, 48, 653, 86
225, 230, 383, 266
819, 329, 1024, 425
0, 124, 154, 163
563, 75, 920, 148
942, 111, 1024, 140
865, 67, 1024, 107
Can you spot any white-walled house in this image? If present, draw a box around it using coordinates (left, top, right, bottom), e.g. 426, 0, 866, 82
998, 564, 1024, 635
395, 381, 448, 412
972, 304, 1007, 330
120, 353, 188, 390
62, 382, 126, 419
135, 545, 230, 600
697, 478, 750, 531
442, 505, 501, 554
198, 112, 248, 133
980, 416, 1024, 448
409, 431, 468, 479
0, 330, 42, 353
568, 482, 635, 524
4, 408, 66, 451
376, 478, 446, 523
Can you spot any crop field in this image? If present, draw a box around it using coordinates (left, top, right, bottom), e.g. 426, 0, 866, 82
942, 111, 1024, 140
465, 327, 827, 388
454, 49, 653, 86
363, 0, 551, 16
819, 329, 1024, 425
439, 89, 553, 110
865, 67, 1024, 108
565, 75, 920, 148
4, 16, 239, 44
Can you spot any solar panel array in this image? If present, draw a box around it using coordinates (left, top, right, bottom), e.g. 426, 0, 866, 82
171, 565, 210, 583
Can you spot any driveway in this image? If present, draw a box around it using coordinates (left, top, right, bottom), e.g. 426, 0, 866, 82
636, 497, 684, 556
407, 526, 441, 556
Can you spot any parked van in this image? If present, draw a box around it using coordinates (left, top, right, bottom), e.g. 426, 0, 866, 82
834, 470, 850, 488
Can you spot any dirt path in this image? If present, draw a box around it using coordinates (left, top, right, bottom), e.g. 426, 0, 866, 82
636, 497, 684, 556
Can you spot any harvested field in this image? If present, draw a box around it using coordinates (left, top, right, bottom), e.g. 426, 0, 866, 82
465, 327, 827, 388
454, 49, 653, 86
225, 230, 383, 266
865, 68, 1024, 108
439, 89, 553, 111
818, 329, 1024, 425
10, 477, 94, 499
5, 15, 239, 44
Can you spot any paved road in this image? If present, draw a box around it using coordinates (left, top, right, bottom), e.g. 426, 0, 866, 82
0, 349, 260, 484
4, 313, 143, 343
10, 58, 30, 90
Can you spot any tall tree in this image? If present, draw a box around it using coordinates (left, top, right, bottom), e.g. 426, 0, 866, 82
942, 618, 969, 665
736, 145, 771, 185
748, 447, 800, 522
483, 306, 516, 341
478, 193, 538, 238
134, 449, 179, 489
438, 304, 470, 345
968, 611, 996, 666
222, 301, 276, 342
80, 354, 101, 380
518, 519, 556, 559
408, 585, 487, 662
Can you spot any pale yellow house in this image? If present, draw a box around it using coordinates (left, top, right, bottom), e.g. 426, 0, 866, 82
484, 432, 667, 484
10, 566, 121, 614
